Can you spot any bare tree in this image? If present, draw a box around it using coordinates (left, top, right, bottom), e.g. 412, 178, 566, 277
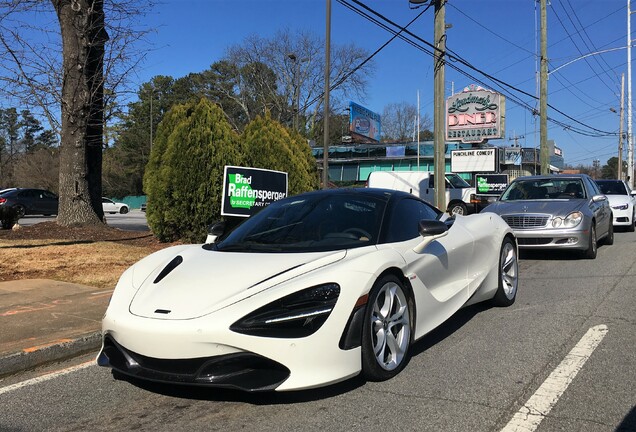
0, 0, 153, 225
13, 147, 60, 192
225, 29, 374, 132
381, 102, 432, 143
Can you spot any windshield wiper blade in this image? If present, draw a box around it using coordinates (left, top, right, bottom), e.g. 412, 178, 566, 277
216, 241, 283, 252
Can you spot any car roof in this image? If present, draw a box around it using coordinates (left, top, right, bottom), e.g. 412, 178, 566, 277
293, 187, 413, 200
512, 174, 590, 181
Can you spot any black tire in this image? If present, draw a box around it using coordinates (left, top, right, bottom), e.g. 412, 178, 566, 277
491, 236, 519, 307
629, 211, 635, 232
119, 206, 129, 214
603, 220, 614, 245
583, 223, 597, 259
361, 274, 413, 381
448, 202, 467, 216
13, 204, 25, 219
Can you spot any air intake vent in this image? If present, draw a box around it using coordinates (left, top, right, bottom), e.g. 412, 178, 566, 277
153, 255, 183, 284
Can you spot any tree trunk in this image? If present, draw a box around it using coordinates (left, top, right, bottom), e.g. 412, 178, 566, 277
52, 0, 107, 226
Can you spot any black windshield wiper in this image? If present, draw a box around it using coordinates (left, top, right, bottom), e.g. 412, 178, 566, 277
216, 241, 283, 253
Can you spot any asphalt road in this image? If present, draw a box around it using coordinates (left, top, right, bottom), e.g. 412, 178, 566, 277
18, 210, 149, 231
1, 229, 635, 432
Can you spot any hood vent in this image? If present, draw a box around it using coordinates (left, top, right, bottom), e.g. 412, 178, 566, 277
153, 255, 183, 284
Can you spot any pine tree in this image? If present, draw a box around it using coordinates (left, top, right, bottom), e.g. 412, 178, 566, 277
144, 98, 243, 242
242, 113, 318, 196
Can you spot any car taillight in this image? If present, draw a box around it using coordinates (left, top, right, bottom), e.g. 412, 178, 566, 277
0, 198, 6, 204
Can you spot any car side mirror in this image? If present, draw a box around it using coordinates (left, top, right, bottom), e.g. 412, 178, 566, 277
592, 195, 607, 203
205, 221, 226, 244
413, 220, 449, 253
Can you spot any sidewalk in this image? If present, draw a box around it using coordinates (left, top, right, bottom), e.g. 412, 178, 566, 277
0, 279, 108, 377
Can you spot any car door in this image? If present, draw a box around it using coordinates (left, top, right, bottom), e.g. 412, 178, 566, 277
32, 190, 50, 214
41, 191, 58, 215
102, 198, 116, 213
386, 197, 473, 336
18, 189, 37, 214
585, 177, 611, 236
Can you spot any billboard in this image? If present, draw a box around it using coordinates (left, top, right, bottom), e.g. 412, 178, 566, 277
446, 85, 505, 144
450, 148, 497, 173
502, 148, 522, 165
221, 166, 288, 217
349, 101, 381, 142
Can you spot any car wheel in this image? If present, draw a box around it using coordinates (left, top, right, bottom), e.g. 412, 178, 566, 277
13, 204, 25, 219
583, 223, 597, 259
361, 275, 413, 381
119, 206, 129, 214
448, 202, 467, 216
492, 236, 518, 307
603, 220, 614, 245
629, 211, 635, 232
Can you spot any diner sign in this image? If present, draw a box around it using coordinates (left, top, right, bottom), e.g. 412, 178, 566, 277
446, 85, 505, 144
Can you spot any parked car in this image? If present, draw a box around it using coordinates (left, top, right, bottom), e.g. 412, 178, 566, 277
483, 174, 613, 259
0, 188, 58, 218
595, 179, 636, 232
98, 188, 519, 391
102, 197, 129, 214
140, 202, 147, 212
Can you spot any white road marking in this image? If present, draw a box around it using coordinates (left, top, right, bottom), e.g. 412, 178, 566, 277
0, 361, 94, 396
501, 324, 608, 432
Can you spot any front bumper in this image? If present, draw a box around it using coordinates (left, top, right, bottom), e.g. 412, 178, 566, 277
98, 335, 290, 391
512, 227, 590, 250
611, 207, 633, 226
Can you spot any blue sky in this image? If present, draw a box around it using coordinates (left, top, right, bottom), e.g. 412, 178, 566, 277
137, 0, 632, 167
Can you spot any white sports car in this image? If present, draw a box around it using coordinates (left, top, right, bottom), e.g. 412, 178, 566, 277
98, 188, 518, 392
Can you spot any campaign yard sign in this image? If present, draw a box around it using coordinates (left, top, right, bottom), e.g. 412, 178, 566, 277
221, 166, 288, 217
475, 173, 509, 196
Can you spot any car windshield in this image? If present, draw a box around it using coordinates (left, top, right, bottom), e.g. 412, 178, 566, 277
446, 174, 471, 188
596, 180, 627, 195
500, 178, 587, 201
215, 192, 388, 253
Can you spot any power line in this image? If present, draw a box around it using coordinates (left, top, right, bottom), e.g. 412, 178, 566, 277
343, 0, 616, 137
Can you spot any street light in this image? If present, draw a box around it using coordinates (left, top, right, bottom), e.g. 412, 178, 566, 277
610, 73, 625, 180
287, 53, 310, 133
287, 53, 300, 131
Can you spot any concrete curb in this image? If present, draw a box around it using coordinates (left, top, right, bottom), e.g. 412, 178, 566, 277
0, 332, 102, 378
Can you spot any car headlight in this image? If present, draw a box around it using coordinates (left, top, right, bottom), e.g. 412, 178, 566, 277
563, 211, 583, 228
230, 283, 340, 338
551, 212, 583, 228
611, 204, 629, 210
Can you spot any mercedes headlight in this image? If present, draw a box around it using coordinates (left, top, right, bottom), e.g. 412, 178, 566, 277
612, 204, 628, 210
551, 212, 583, 228
230, 284, 340, 338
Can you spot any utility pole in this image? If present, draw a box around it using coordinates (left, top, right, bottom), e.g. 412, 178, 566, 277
509, 133, 525, 147
540, 0, 549, 174
322, 0, 331, 190
628, 0, 634, 188
433, 0, 447, 211
620, 73, 625, 181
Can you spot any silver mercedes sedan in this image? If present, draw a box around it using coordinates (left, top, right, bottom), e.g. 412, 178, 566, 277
482, 174, 613, 259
